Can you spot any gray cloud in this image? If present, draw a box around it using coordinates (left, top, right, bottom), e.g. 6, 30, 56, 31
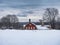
0, 0, 60, 17
0, 0, 60, 9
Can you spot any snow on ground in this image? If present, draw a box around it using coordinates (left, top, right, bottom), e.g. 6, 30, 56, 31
0, 30, 60, 45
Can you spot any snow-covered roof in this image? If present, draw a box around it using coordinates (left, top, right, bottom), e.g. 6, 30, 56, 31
36, 25, 49, 30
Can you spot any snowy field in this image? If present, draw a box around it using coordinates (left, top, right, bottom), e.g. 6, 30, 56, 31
0, 30, 60, 45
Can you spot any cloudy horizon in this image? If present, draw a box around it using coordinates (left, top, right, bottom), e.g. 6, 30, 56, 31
0, 0, 60, 18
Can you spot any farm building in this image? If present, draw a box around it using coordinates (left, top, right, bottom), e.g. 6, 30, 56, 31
24, 19, 37, 30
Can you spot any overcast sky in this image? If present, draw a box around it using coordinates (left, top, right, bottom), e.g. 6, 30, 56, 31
0, 0, 60, 8
0, 0, 60, 18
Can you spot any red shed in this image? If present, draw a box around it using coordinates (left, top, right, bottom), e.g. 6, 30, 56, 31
24, 19, 37, 30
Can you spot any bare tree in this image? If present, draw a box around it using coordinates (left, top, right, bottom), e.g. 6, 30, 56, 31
1, 15, 18, 23
6, 15, 18, 23
1, 17, 9, 23
1, 15, 19, 29
43, 8, 59, 29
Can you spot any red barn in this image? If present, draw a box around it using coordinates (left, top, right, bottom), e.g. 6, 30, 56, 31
24, 19, 37, 30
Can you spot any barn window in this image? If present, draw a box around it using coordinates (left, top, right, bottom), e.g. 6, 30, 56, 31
28, 27, 30, 30
33, 27, 35, 29
31, 27, 32, 30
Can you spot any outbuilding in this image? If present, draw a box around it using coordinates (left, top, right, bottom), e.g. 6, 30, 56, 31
24, 19, 37, 30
